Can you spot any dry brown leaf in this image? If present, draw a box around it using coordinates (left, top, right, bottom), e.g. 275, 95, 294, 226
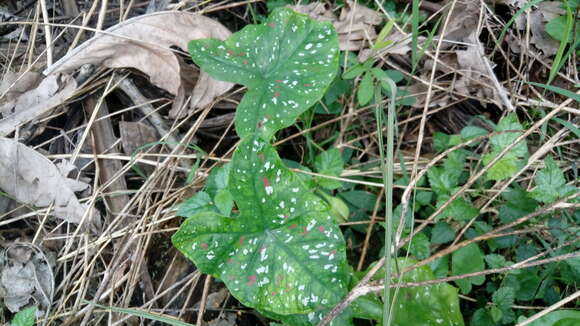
119, 121, 159, 175
0, 72, 76, 137
0, 243, 54, 314
438, 0, 481, 47
289, 1, 382, 51
403, 80, 450, 109
119, 121, 159, 156
529, 2, 564, 56
0, 137, 96, 224
43, 12, 233, 115
456, 44, 502, 105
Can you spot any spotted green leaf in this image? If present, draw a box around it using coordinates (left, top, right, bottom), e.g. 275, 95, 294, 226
173, 137, 348, 314
188, 8, 339, 141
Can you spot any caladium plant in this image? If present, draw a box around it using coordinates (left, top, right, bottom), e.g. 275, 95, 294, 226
172, 7, 349, 322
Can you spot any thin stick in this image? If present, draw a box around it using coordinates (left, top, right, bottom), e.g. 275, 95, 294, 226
39, 0, 53, 66
515, 290, 580, 326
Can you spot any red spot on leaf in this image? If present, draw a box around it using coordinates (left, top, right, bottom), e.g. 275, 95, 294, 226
263, 177, 270, 188
227, 258, 236, 264
227, 50, 235, 56
318, 226, 325, 232
275, 80, 283, 83
243, 60, 248, 65
288, 224, 298, 230
239, 236, 245, 245
260, 245, 267, 252
273, 91, 280, 97
258, 152, 265, 161
301, 227, 310, 236
271, 291, 277, 296
247, 275, 257, 285
283, 215, 289, 219
200, 243, 208, 249
330, 250, 337, 255
304, 83, 313, 87
268, 22, 276, 28
238, 52, 246, 56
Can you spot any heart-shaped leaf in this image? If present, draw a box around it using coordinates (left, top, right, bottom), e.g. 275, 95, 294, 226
173, 137, 349, 314
188, 8, 339, 141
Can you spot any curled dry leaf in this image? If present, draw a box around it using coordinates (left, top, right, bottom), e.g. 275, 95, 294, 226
0, 72, 76, 136
43, 11, 233, 117
0, 137, 96, 224
290, 0, 382, 51
0, 243, 54, 314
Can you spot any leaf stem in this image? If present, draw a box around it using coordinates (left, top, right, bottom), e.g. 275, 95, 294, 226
375, 78, 396, 325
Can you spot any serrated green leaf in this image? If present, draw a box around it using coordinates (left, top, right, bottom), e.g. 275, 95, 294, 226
470, 308, 495, 326
10, 306, 36, 326
499, 186, 538, 223
314, 148, 344, 190
451, 243, 485, 294
357, 72, 374, 106
433, 132, 451, 152
176, 192, 213, 217
339, 191, 377, 211
460, 125, 488, 143
565, 256, 580, 278
489, 305, 503, 323
530, 155, 577, 203
428, 151, 466, 194
492, 287, 515, 312
409, 232, 430, 259
173, 138, 348, 314
483, 113, 529, 181
491, 113, 527, 156
483, 151, 520, 181
188, 8, 339, 141
504, 271, 541, 301
484, 254, 509, 269
431, 222, 456, 244
436, 194, 479, 222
